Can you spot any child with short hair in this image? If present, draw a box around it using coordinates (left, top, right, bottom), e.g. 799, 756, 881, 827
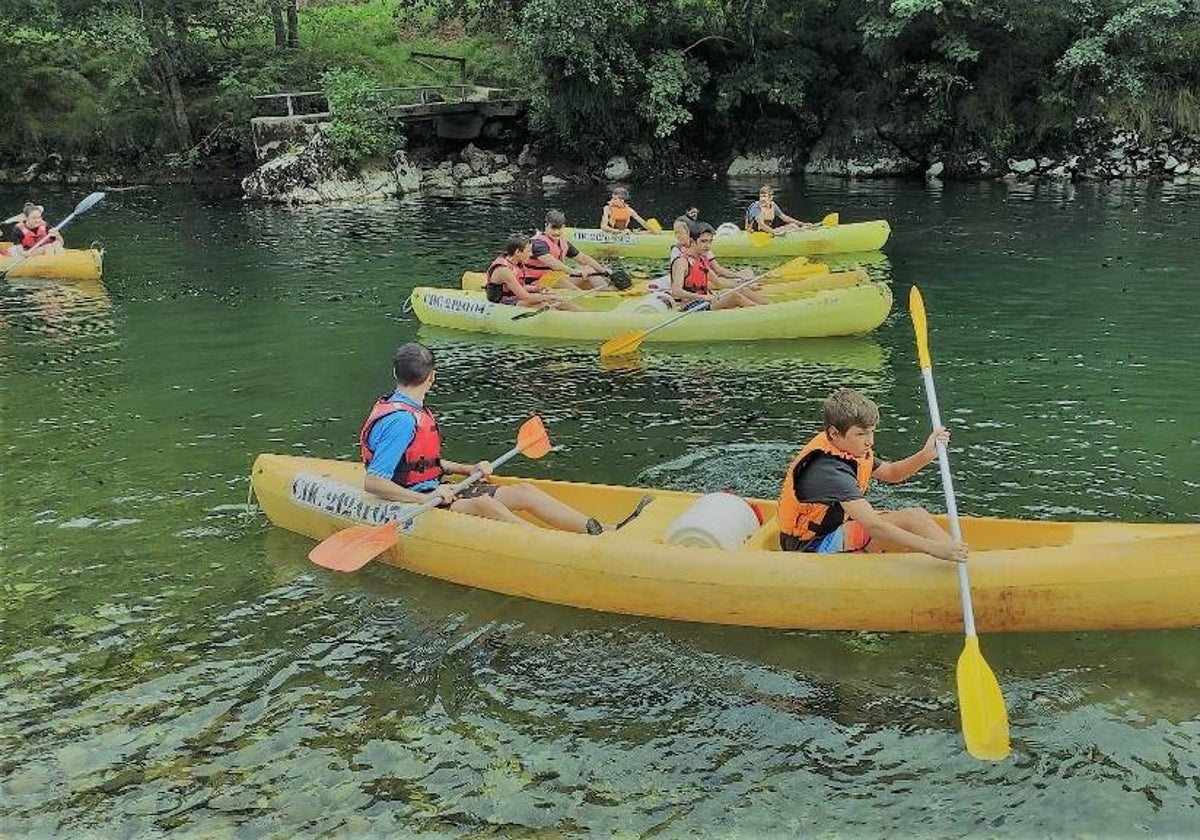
777, 388, 968, 562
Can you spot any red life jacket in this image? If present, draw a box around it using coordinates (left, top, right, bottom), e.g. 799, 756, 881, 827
485, 255, 536, 302
523, 232, 567, 279
676, 252, 711, 294
17, 222, 47, 250
359, 398, 444, 487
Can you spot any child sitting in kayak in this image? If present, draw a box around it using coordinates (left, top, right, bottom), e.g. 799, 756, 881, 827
599, 187, 652, 234
777, 387, 968, 562
669, 222, 765, 309
11, 203, 64, 256
526, 209, 617, 291
744, 186, 814, 236
484, 234, 582, 311
362, 343, 648, 533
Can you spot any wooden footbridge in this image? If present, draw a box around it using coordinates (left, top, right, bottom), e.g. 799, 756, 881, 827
250, 54, 527, 160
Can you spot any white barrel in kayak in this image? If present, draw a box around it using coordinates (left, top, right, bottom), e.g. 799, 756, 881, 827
617, 293, 673, 314
664, 492, 764, 550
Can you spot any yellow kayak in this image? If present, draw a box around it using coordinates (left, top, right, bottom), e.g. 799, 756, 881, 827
252, 454, 1200, 632
408, 281, 892, 343
458, 268, 871, 299
0, 247, 104, 280
565, 221, 891, 259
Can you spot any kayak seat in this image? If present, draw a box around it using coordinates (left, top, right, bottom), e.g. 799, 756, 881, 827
747, 515, 783, 551
608, 495, 695, 542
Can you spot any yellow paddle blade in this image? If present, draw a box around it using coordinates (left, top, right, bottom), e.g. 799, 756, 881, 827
748, 231, 773, 247
309, 521, 399, 572
599, 329, 645, 359
516, 415, 552, 458
957, 635, 1011, 761
822, 212, 840, 227
767, 255, 810, 274
909, 286, 931, 369
645, 217, 663, 232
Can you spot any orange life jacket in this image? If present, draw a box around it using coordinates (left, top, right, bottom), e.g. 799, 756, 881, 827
607, 201, 632, 229
777, 432, 873, 541
17, 222, 47, 249
359, 398, 444, 487
524, 232, 567, 279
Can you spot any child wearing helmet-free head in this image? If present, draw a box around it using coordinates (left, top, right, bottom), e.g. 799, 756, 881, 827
744, 185, 814, 236
600, 187, 652, 234
776, 388, 969, 562
525, 209, 614, 291
361, 342, 642, 533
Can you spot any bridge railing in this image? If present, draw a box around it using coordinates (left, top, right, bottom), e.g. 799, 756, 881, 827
251, 86, 520, 119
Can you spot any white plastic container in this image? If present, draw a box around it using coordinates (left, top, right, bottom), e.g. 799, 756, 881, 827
618, 293, 672, 314
664, 492, 764, 550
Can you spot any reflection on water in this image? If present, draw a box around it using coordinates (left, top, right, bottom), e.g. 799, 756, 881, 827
2, 181, 1199, 836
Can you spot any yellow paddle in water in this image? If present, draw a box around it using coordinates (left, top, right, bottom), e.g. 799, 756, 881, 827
308, 416, 553, 572
747, 211, 840, 247
598, 275, 761, 359
910, 286, 1011, 762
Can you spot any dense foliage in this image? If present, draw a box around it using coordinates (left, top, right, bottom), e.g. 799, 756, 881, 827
2, 0, 1198, 173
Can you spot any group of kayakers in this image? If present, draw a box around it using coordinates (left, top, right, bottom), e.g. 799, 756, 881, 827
360, 342, 968, 564
1, 202, 65, 258
485, 184, 823, 314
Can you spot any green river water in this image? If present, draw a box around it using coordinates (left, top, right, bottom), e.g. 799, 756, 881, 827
2, 178, 1198, 838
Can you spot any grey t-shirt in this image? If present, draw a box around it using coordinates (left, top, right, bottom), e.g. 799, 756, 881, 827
793, 452, 880, 507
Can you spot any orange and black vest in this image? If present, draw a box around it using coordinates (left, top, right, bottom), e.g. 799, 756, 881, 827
607, 201, 632, 229
17, 222, 47, 249
524, 231, 567, 280
485, 255, 534, 302
777, 432, 873, 541
359, 398, 444, 487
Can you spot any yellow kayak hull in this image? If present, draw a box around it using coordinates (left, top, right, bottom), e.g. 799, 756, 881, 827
565, 221, 891, 258
1, 247, 104, 280
252, 454, 1200, 633
408, 281, 892, 342
458, 268, 869, 299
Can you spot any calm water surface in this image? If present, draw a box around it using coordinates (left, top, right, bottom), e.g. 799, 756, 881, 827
2, 178, 1199, 838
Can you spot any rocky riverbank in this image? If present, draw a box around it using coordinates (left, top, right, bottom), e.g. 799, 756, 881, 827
6, 121, 1200, 201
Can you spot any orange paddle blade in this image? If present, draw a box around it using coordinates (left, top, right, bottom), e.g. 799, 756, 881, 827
599, 329, 644, 359
308, 521, 399, 572
517, 415, 552, 458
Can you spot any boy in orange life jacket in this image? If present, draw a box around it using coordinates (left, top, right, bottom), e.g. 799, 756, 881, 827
599, 187, 651, 233
525, 209, 613, 291
361, 342, 616, 534
777, 388, 969, 562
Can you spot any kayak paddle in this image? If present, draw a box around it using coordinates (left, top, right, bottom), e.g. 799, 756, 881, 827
308, 415, 553, 572
598, 275, 761, 359
0, 192, 106, 280
511, 280, 612, 320
910, 285, 1011, 761
748, 211, 839, 247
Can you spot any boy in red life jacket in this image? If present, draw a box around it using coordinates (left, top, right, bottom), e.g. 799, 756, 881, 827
361, 342, 627, 534
599, 187, 651, 234
484, 234, 582, 310
669, 222, 767, 310
525, 209, 613, 291
777, 388, 969, 562
11, 203, 64, 256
